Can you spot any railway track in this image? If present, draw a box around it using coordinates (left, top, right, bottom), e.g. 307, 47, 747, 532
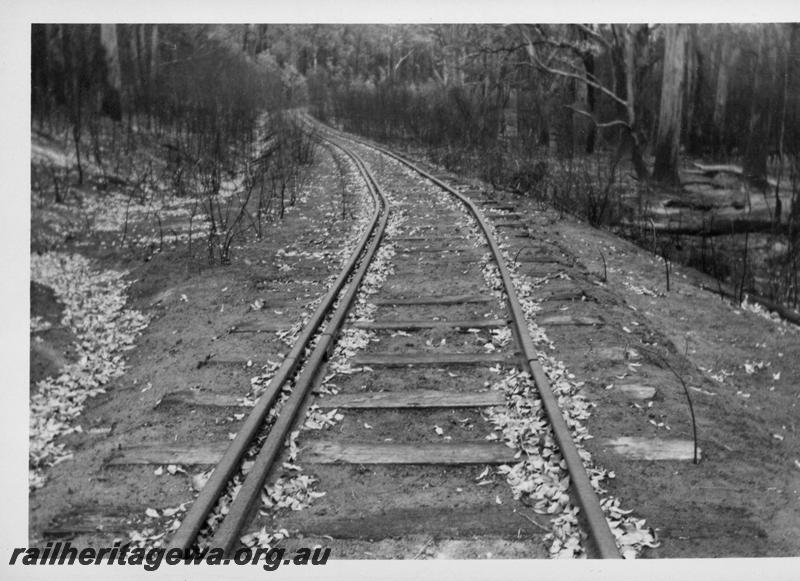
166, 117, 622, 559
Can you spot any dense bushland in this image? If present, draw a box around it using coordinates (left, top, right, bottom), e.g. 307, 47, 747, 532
29, 23, 800, 312
304, 24, 800, 312
31, 24, 316, 265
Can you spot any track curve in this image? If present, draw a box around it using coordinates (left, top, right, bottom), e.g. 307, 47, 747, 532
168, 115, 621, 559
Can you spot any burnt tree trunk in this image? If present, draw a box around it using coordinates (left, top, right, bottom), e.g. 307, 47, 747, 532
61, 26, 84, 184
653, 24, 689, 185
743, 32, 773, 188
128, 24, 141, 114
583, 50, 597, 154
99, 24, 122, 120
623, 24, 650, 182
712, 29, 738, 156
684, 27, 704, 156
149, 24, 159, 85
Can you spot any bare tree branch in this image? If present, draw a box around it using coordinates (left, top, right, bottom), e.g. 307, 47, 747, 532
565, 105, 631, 129
465, 43, 527, 59
393, 48, 415, 73
575, 23, 610, 48
518, 27, 629, 109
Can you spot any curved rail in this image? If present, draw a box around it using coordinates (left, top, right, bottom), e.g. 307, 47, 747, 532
333, 128, 621, 559
169, 129, 389, 553
171, 114, 620, 558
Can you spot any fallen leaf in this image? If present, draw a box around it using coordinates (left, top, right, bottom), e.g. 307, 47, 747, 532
192, 470, 212, 491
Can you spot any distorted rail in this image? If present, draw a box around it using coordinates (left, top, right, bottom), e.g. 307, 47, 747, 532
168, 115, 621, 559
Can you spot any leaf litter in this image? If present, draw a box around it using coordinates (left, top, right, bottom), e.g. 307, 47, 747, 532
29, 252, 149, 490
247, 184, 405, 549
455, 194, 658, 558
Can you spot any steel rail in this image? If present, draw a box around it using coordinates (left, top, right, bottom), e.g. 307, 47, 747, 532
169, 129, 388, 553
335, 130, 621, 559
207, 138, 389, 553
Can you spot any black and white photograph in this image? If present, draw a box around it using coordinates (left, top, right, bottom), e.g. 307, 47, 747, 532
5, 1, 800, 579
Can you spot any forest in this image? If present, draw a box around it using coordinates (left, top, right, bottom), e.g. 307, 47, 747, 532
30, 23, 800, 315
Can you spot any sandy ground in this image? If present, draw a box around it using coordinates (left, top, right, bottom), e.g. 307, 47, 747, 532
28, 129, 800, 559
434, 171, 800, 558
